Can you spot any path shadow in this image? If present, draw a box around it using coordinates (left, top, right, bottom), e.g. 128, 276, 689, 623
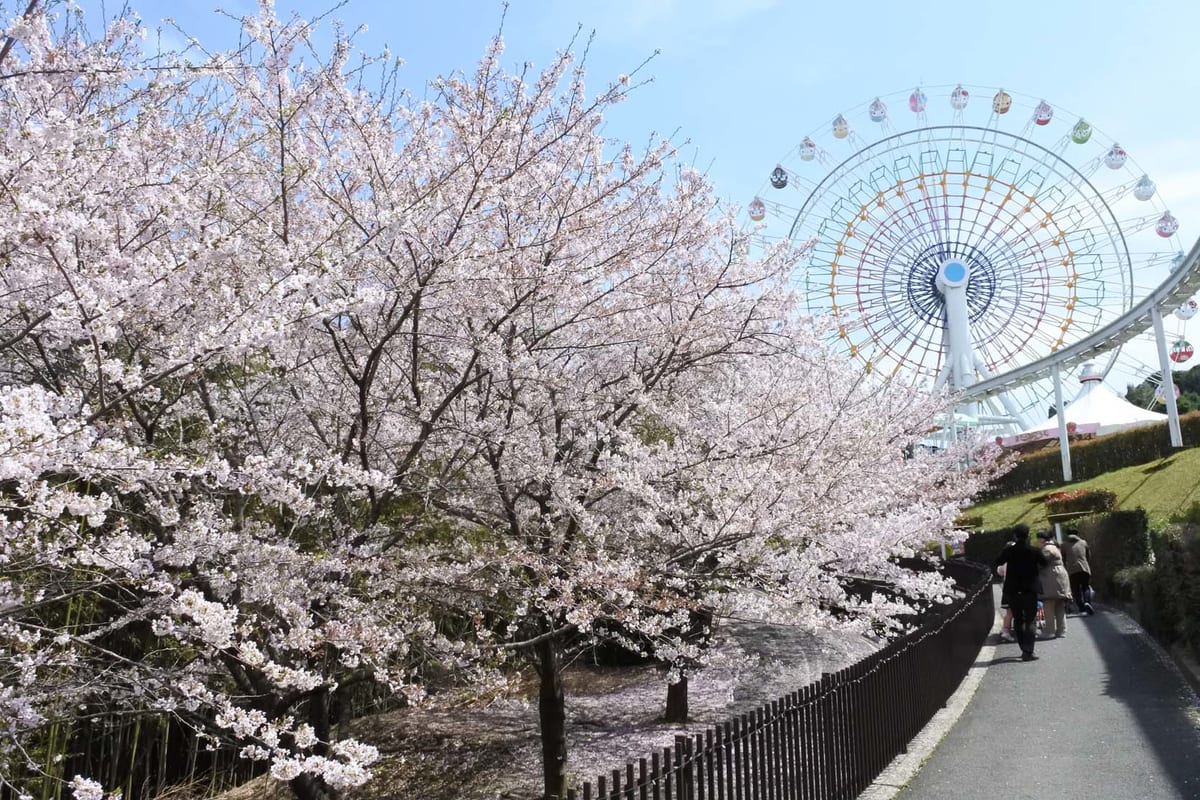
1141, 457, 1175, 474
978, 654, 1028, 667
1088, 609, 1200, 797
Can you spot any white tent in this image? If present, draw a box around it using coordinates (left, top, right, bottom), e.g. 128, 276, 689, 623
1017, 361, 1166, 438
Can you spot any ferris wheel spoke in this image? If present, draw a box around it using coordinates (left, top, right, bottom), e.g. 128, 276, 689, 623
885, 334, 944, 379
873, 317, 941, 365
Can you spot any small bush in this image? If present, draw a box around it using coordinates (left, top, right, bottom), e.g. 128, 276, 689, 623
1168, 501, 1200, 525
1112, 564, 1153, 605
954, 513, 984, 530
1045, 488, 1118, 516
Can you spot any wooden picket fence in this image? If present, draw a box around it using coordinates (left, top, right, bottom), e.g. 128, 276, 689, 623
564, 560, 994, 800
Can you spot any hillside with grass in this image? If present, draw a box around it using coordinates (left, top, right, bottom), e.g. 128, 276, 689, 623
970, 446, 1200, 530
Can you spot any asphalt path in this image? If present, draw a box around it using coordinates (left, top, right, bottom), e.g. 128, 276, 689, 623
895, 591, 1200, 800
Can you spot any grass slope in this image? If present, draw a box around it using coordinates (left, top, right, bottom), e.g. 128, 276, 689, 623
970, 446, 1200, 530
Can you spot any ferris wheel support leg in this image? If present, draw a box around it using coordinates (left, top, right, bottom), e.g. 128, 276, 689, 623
933, 361, 952, 391
972, 355, 1032, 431
1151, 306, 1184, 448
1053, 366, 1073, 482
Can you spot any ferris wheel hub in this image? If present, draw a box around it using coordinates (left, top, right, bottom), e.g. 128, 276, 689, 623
937, 259, 970, 290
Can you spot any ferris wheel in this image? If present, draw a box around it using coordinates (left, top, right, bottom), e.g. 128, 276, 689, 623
751, 84, 1194, 430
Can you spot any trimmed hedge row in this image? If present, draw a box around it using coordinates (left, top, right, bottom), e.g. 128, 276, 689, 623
984, 411, 1200, 499
1074, 508, 1152, 598
1112, 524, 1200, 664
965, 510, 1152, 595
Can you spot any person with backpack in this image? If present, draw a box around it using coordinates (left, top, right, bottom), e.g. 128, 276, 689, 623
1062, 529, 1096, 615
993, 524, 1049, 661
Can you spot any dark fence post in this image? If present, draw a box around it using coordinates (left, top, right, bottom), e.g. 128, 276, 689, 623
833, 671, 851, 800
722, 720, 734, 800
677, 735, 692, 800
805, 682, 821, 800
783, 692, 798, 800
752, 707, 766, 798
665, 745, 675, 800
740, 713, 753, 797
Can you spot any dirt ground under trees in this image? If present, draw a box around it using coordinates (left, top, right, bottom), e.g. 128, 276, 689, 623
212, 622, 877, 800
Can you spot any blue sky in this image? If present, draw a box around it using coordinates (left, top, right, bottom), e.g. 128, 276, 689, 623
139, 0, 1200, 397
147, 0, 1200, 230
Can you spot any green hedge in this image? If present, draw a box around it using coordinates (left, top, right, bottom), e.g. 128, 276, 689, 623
984, 411, 1200, 499
963, 525, 1026, 568
1113, 524, 1200, 664
1075, 508, 1152, 598
968, 512, 1152, 595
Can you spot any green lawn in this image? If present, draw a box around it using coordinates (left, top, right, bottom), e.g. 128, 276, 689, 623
970, 446, 1200, 530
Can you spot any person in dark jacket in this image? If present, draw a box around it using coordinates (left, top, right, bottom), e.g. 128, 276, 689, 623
994, 524, 1049, 661
995, 527, 1026, 641
1062, 530, 1095, 615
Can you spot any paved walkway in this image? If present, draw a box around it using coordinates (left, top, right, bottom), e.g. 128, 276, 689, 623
889, 587, 1200, 800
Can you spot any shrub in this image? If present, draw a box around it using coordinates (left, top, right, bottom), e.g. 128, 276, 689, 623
1151, 524, 1200, 659
1113, 525, 1200, 664
954, 513, 984, 530
1044, 489, 1118, 516
1168, 501, 1200, 525
1076, 509, 1152, 598
1111, 564, 1153, 606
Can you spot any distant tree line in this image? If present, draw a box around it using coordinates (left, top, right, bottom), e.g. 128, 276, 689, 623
1125, 361, 1200, 414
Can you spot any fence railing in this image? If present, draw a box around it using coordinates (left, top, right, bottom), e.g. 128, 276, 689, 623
565, 560, 994, 800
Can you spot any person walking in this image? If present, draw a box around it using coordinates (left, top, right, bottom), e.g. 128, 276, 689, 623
1036, 530, 1071, 638
1062, 528, 1096, 615
994, 524, 1048, 661
995, 529, 1023, 642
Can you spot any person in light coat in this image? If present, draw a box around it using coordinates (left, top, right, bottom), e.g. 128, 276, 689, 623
1036, 530, 1072, 638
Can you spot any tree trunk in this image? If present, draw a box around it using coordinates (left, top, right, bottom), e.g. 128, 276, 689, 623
287, 687, 335, 800
289, 773, 334, 800
664, 671, 689, 723
309, 685, 332, 752
535, 636, 568, 800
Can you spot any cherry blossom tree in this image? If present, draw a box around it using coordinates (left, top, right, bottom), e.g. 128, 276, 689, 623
0, 4, 453, 797
0, 3, 1003, 800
